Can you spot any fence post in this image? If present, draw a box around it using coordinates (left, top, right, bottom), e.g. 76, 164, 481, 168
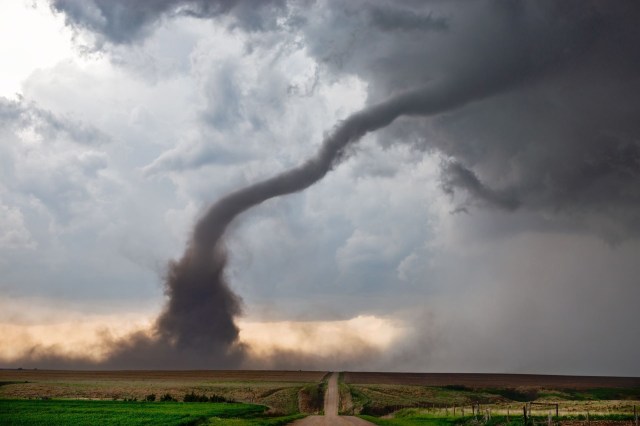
524, 405, 528, 425
634, 405, 638, 426
507, 406, 510, 422
548, 410, 552, 426
556, 404, 559, 419
586, 410, 590, 426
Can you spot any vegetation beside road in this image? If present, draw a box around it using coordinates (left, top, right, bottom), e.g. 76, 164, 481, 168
0, 398, 305, 426
298, 381, 326, 414
360, 410, 638, 426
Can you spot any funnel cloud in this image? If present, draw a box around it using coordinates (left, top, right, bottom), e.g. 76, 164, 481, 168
104, 81, 512, 367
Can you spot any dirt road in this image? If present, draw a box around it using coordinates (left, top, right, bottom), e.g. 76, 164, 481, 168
290, 372, 374, 426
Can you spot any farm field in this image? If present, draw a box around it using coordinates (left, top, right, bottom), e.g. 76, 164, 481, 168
0, 399, 305, 425
359, 411, 638, 426
0, 369, 328, 416
2, 370, 640, 425
340, 372, 640, 425
342, 372, 640, 389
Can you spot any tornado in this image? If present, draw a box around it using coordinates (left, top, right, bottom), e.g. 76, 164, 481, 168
142, 80, 492, 368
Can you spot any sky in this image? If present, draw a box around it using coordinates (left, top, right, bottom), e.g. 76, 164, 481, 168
1, 0, 639, 375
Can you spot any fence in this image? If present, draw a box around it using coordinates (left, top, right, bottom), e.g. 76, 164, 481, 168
395, 402, 640, 426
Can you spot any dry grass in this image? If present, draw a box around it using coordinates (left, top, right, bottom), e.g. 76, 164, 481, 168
0, 369, 327, 415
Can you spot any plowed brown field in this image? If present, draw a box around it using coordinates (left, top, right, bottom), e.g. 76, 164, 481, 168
342, 372, 640, 389
0, 369, 326, 383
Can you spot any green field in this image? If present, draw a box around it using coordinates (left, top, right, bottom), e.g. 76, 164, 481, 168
0, 370, 328, 416
0, 399, 304, 426
360, 410, 638, 426
0, 370, 327, 425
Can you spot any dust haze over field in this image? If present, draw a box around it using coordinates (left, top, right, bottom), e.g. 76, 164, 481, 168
1, 1, 640, 373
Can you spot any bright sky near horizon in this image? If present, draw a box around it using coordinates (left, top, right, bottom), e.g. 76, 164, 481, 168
1, 0, 639, 374
0, 2, 74, 98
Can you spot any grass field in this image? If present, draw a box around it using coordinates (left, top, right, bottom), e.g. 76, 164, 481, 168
0, 399, 305, 425
344, 383, 640, 416
340, 372, 640, 422
0, 369, 327, 415
361, 412, 638, 426
360, 410, 639, 426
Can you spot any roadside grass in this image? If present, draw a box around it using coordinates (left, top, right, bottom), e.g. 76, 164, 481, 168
339, 381, 354, 414
298, 381, 326, 414
0, 398, 296, 426
360, 410, 468, 426
360, 411, 638, 426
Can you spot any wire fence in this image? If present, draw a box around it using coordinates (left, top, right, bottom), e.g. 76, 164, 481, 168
389, 402, 640, 426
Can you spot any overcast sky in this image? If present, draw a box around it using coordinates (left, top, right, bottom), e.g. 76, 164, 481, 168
1, 0, 639, 375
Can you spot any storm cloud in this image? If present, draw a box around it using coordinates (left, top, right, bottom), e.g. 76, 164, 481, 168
2, 1, 639, 373
52, 0, 640, 236
49, 0, 286, 44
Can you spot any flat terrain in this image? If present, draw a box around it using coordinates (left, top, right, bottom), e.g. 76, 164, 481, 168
0, 369, 327, 415
2, 370, 640, 425
0, 369, 326, 383
343, 373, 640, 389
341, 372, 640, 424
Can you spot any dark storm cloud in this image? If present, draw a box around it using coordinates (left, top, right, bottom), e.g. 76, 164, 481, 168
299, 0, 640, 237
49, 0, 286, 44
51, 0, 640, 230
368, 5, 449, 33
441, 161, 519, 211
34, 0, 640, 371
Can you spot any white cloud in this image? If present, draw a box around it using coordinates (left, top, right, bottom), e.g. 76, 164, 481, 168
0, 0, 78, 98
